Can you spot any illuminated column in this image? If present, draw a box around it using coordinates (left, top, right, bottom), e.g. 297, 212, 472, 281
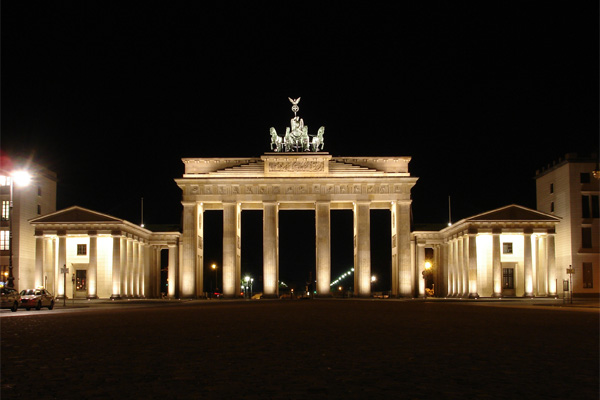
57, 233, 67, 298
127, 238, 134, 297
263, 202, 279, 298
417, 242, 426, 297
110, 232, 122, 300
446, 239, 453, 296
390, 203, 399, 296
120, 236, 128, 297
223, 202, 241, 298
468, 230, 479, 298
45, 237, 56, 294
139, 242, 146, 298
167, 244, 177, 298
537, 235, 548, 296
457, 236, 464, 297
195, 203, 204, 298
523, 229, 533, 297
315, 201, 331, 297
87, 233, 98, 299
35, 233, 44, 288
492, 230, 502, 297
354, 201, 371, 297
181, 202, 197, 298
461, 235, 469, 297
391, 201, 412, 297
547, 230, 557, 296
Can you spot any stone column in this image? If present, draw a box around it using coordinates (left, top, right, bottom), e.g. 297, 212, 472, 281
45, 237, 56, 294
468, 230, 479, 298
537, 235, 548, 296
523, 229, 534, 297
263, 202, 279, 298
492, 230, 502, 297
315, 201, 331, 297
223, 202, 241, 298
457, 236, 464, 297
180, 202, 197, 298
111, 232, 122, 300
195, 203, 204, 298
35, 233, 44, 288
417, 242, 426, 297
461, 235, 469, 297
139, 242, 146, 298
354, 201, 371, 297
57, 233, 67, 299
168, 244, 177, 298
547, 230, 557, 296
120, 236, 128, 297
391, 201, 412, 297
87, 233, 98, 299
127, 238, 134, 297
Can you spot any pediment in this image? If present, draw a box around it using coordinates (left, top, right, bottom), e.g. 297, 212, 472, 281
30, 206, 123, 224
467, 205, 560, 222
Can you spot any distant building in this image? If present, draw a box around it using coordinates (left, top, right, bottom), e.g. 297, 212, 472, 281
535, 153, 599, 297
0, 160, 57, 290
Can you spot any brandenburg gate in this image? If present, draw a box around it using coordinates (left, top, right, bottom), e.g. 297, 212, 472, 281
175, 98, 418, 298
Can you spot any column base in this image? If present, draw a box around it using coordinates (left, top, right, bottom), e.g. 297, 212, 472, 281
110, 294, 122, 300
86, 295, 99, 300
468, 293, 479, 299
523, 293, 534, 298
492, 292, 503, 298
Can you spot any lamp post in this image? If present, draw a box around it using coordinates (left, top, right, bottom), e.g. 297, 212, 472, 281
7, 170, 31, 289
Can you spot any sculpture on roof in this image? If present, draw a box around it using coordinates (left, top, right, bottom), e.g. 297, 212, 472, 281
269, 97, 325, 152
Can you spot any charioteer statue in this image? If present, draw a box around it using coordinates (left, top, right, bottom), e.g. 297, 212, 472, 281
269, 97, 325, 152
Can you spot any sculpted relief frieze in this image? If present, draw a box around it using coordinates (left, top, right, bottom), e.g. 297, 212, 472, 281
185, 182, 409, 197
268, 160, 325, 172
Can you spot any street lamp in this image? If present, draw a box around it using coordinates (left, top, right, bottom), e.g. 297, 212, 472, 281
7, 170, 31, 288
244, 275, 253, 298
212, 264, 218, 293
423, 261, 432, 298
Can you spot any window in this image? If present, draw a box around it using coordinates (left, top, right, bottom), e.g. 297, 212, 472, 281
37, 205, 41, 215
583, 263, 593, 288
37, 186, 42, 196
550, 183, 554, 194
592, 195, 599, 218
580, 172, 591, 183
582, 195, 590, 218
1, 201, 8, 221
582, 195, 599, 219
503, 242, 513, 254
77, 244, 87, 256
0, 231, 8, 250
581, 227, 592, 248
0, 176, 10, 186
550, 202, 554, 213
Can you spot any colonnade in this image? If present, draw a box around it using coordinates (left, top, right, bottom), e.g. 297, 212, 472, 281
33, 228, 178, 299
179, 200, 414, 299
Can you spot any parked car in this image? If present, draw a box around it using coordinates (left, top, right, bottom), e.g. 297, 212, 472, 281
1, 287, 20, 312
19, 288, 55, 310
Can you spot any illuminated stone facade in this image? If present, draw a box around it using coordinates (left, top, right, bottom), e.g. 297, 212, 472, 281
412, 205, 560, 298
175, 153, 418, 298
30, 206, 180, 299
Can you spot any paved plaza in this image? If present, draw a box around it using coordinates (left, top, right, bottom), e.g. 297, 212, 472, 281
1, 299, 598, 399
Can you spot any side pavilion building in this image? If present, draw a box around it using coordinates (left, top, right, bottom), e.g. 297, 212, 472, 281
175, 153, 418, 298
30, 206, 180, 299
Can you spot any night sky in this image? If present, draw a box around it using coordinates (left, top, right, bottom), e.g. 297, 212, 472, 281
2, 3, 597, 289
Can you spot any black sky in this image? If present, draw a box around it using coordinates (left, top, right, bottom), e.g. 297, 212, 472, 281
2, 2, 598, 288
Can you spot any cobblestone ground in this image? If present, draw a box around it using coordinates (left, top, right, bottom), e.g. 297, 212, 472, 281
1, 300, 598, 399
